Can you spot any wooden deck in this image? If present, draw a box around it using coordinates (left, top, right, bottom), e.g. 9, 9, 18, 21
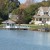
0, 27, 29, 30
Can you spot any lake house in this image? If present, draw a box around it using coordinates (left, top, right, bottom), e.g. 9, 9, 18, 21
2, 20, 16, 28
30, 7, 50, 25
2, 13, 19, 28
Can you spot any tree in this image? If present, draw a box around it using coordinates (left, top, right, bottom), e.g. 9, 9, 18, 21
0, 0, 20, 20
8, 0, 20, 13
12, 4, 39, 24
47, 0, 50, 1
15, 8, 24, 29
12, 1, 50, 24
23, 4, 39, 23
38, 1, 50, 6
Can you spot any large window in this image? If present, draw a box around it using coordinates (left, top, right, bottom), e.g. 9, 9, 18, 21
39, 18, 42, 21
44, 12, 48, 14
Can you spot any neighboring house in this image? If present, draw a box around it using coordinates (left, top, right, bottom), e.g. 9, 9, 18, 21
9, 13, 19, 22
30, 7, 50, 25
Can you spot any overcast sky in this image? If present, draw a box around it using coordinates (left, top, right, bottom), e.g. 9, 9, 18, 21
18, 0, 42, 3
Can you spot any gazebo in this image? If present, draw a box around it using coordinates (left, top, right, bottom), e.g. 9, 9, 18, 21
2, 20, 16, 28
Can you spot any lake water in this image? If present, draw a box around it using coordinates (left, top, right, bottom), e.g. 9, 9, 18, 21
0, 30, 50, 50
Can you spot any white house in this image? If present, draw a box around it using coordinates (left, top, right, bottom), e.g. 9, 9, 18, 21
30, 7, 50, 25
2, 20, 18, 28
2, 13, 19, 28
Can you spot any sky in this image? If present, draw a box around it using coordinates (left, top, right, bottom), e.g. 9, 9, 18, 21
18, 0, 42, 3
18, 0, 26, 3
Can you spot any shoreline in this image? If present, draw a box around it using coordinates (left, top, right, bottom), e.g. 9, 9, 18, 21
0, 28, 50, 32
0, 27, 38, 31
0, 28, 28, 30
0, 24, 50, 32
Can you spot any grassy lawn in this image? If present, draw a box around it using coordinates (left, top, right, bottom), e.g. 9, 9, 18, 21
0, 24, 3, 27
17, 24, 50, 29
0, 24, 50, 30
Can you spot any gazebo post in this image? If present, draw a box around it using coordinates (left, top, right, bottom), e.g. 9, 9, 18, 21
35, 18, 36, 21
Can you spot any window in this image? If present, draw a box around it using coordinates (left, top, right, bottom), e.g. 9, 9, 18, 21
42, 18, 46, 23
7, 23, 9, 26
12, 24, 14, 26
44, 12, 48, 14
39, 18, 42, 21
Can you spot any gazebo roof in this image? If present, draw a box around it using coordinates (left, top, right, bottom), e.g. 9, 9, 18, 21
33, 15, 50, 18
2, 20, 15, 24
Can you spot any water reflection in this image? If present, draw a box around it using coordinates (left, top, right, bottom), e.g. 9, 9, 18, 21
0, 30, 50, 50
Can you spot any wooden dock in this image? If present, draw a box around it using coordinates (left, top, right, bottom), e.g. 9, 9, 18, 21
0, 28, 29, 30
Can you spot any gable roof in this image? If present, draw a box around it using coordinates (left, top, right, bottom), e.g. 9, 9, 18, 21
42, 7, 49, 12
2, 20, 15, 24
39, 7, 49, 12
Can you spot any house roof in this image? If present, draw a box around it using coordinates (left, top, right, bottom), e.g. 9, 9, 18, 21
10, 15, 18, 22
42, 7, 49, 12
9, 13, 18, 22
39, 7, 49, 12
2, 20, 15, 24
33, 15, 50, 18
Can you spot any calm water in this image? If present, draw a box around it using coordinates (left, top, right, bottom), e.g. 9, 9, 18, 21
0, 30, 50, 50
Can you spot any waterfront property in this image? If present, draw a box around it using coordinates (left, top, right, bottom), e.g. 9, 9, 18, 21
2, 20, 30, 29
30, 7, 50, 25
2, 20, 17, 28
2, 13, 19, 28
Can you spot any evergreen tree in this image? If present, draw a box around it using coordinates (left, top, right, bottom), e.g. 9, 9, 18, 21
8, 0, 20, 13
0, 0, 20, 20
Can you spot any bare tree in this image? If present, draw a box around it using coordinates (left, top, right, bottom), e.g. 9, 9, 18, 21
17, 8, 24, 30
